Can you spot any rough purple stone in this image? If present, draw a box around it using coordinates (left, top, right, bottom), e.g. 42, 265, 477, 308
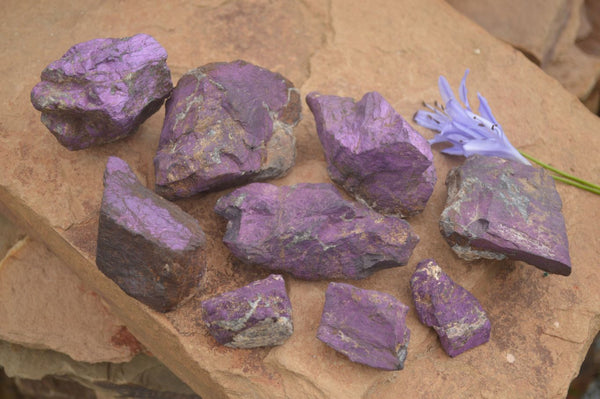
154, 60, 301, 199
96, 156, 206, 313
317, 282, 410, 370
306, 91, 436, 217
410, 259, 491, 357
441, 155, 571, 275
201, 274, 293, 348
214, 182, 419, 280
30, 34, 173, 150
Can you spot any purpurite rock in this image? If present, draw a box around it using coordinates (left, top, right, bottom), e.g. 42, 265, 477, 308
410, 259, 491, 357
96, 157, 206, 313
154, 60, 301, 199
31, 34, 173, 150
440, 155, 571, 275
201, 274, 293, 348
317, 282, 411, 370
214, 182, 419, 280
306, 91, 436, 217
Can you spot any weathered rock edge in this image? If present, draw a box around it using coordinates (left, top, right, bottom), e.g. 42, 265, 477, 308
440, 155, 571, 275
317, 282, 411, 370
201, 274, 293, 348
154, 60, 301, 199
306, 91, 436, 217
410, 258, 491, 357
30, 34, 173, 150
214, 182, 419, 280
96, 156, 206, 312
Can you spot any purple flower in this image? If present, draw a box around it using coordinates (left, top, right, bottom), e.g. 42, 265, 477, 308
414, 70, 530, 165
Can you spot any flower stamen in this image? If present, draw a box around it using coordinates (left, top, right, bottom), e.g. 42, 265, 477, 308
414, 70, 600, 196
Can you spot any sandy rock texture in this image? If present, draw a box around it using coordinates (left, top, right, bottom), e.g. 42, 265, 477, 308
1, 1, 599, 398
0, 234, 142, 363
447, 0, 600, 112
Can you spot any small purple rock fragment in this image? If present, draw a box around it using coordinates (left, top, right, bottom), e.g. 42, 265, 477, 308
201, 274, 293, 348
306, 91, 436, 217
410, 259, 491, 357
441, 155, 571, 275
31, 34, 173, 150
214, 182, 419, 280
96, 156, 206, 313
317, 282, 410, 370
154, 60, 301, 199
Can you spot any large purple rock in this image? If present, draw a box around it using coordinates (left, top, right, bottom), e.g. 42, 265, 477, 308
214, 182, 419, 280
317, 282, 411, 370
200, 274, 293, 348
96, 156, 206, 313
410, 259, 491, 357
154, 60, 301, 199
306, 91, 436, 217
441, 155, 571, 275
31, 34, 172, 150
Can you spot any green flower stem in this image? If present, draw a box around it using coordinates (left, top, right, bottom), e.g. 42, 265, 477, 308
519, 151, 600, 195
551, 175, 600, 195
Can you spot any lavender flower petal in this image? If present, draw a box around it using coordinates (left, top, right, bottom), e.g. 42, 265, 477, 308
459, 70, 470, 110
438, 76, 455, 105
414, 70, 531, 166
413, 110, 443, 130
476, 93, 499, 125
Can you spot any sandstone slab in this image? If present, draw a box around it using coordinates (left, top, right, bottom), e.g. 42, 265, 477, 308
96, 156, 207, 312
30, 34, 172, 150
317, 282, 410, 370
154, 60, 301, 199
201, 274, 293, 348
448, 0, 600, 113
306, 91, 436, 216
440, 155, 571, 275
410, 258, 491, 357
214, 182, 419, 280
0, 236, 141, 363
0, 342, 199, 399
2, 1, 600, 398
447, 0, 581, 65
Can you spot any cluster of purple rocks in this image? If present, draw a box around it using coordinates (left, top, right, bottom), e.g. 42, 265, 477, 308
214, 182, 419, 280
96, 157, 206, 313
410, 259, 491, 357
154, 60, 301, 199
440, 155, 571, 276
35, 34, 573, 371
200, 274, 293, 348
31, 34, 173, 150
317, 282, 411, 370
306, 91, 436, 217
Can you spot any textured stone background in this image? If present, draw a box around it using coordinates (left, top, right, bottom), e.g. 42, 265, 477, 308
1, 0, 600, 398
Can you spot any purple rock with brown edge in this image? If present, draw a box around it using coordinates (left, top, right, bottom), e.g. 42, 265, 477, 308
201, 274, 293, 348
410, 258, 491, 357
96, 156, 206, 313
317, 282, 411, 370
154, 60, 301, 199
441, 155, 571, 275
214, 182, 419, 280
306, 91, 436, 217
30, 34, 173, 150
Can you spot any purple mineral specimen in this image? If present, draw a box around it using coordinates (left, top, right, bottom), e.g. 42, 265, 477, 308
154, 60, 301, 199
441, 155, 571, 275
96, 156, 206, 313
201, 274, 293, 348
306, 91, 436, 217
317, 282, 411, 370
410, 259, 491, 357
214, 182, 419, 280
31, 34, 173, 150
